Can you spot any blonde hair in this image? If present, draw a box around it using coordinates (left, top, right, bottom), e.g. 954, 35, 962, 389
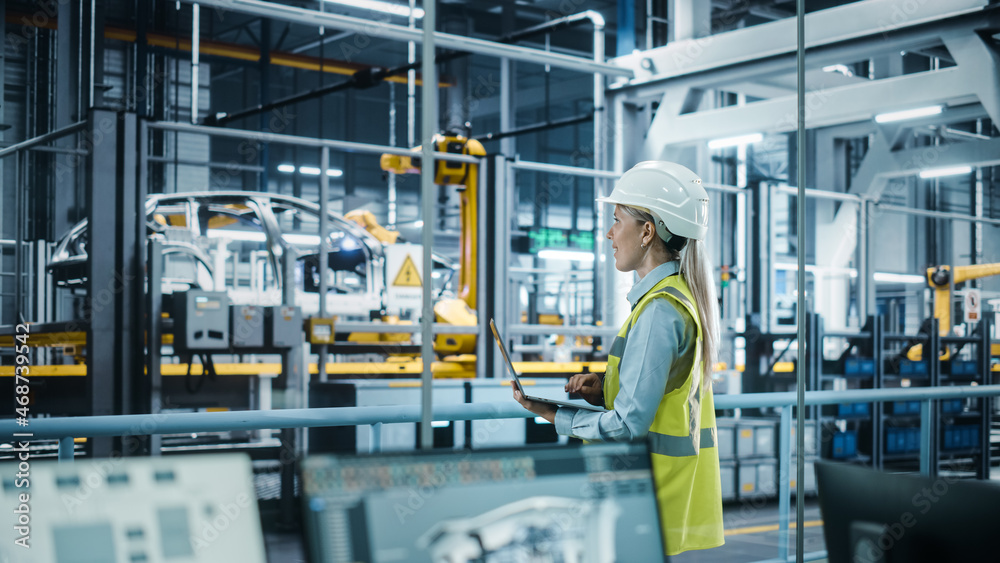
621, 205, 719, 386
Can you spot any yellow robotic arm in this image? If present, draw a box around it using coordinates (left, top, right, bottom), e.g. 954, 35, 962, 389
380, 134, 486, 310
380, 135, 486, 356
345, 209, 400, 244
906, 262, 1000, 360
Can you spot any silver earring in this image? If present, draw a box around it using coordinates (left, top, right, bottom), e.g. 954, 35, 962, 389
641, 242, 647, 249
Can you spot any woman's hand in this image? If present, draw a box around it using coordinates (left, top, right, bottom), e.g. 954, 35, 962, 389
512, 385, 557, 423
565, 373, 604, 406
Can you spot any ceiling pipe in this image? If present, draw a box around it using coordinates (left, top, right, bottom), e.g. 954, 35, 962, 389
474, 113, 594, 143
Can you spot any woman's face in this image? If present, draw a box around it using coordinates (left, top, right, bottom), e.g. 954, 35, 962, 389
606, 205, 648, 273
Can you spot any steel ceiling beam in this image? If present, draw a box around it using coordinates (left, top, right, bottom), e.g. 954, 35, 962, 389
180, 0, 633, 78
642, 66, 977, 149
611, 0, 992, 100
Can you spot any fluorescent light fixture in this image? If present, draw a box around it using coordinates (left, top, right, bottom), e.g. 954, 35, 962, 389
919, 165, 972, 179
431, 420, 450, 428
534, 417, 552, 425
822, 64, 854, 77
873, 272, 926, 284
207, 229, 267, 242
537, 249, 595, 262
278, 163, 343, 176
775, 263, 928, 284
413, 220, 424, 228
874, 105, 943, 123
708, 133, 763, 150
773, 263, 856, 277
282, 233, 322, 246
321, 0, 423, 19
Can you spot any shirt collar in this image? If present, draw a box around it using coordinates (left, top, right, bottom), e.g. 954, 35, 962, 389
627, 261, 680, 308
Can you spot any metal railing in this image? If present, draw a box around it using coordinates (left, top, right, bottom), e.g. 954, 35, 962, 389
3, 384, 999, 562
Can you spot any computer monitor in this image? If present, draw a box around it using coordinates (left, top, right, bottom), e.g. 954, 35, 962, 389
302, 442, 667, 562
815, 461, 999, 562
0, 453, 266, 563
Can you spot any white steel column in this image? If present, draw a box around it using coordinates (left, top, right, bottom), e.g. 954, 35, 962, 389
419, 0, 437, 450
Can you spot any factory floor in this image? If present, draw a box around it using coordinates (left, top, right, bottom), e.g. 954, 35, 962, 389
260, 498, 828, 563
676, 498, 826, 563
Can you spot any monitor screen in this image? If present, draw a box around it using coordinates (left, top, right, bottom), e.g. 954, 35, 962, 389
815, 461, 999, 562
302, 442, 666, 563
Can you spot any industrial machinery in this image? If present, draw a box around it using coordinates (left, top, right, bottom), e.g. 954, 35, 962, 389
47, 192, 458, 319
905, 262, 1000, 361
380, 134, 486, 356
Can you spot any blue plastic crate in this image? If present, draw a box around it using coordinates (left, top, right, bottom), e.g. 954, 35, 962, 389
854, 403, 870, 416
900, 360, 929, 376
890, 401, 919, 415
944, 427, 959, 450
905, 428, 920, 452
942, 399, 963, 414
845, 358, 875, 376
836, 403, 853, 417
950, 361, 977, 376
832, 431, 857, 458
962, 426, 980, 449
960, 427, 972, 449
886, 428, 908, 453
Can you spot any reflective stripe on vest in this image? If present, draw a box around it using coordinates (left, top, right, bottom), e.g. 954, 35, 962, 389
649, 427, 717, 457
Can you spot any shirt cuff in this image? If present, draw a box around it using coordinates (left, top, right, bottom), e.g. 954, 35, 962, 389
555, 407, 576, 437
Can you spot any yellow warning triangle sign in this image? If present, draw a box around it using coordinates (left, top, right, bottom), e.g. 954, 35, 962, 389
392, 254, 422, 287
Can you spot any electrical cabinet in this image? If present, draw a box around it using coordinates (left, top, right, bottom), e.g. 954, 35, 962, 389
266, 306, 301, 348
172, 290, 230, 352
230, 305, 265, 349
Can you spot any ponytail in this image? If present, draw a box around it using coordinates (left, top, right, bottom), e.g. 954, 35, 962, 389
680, 239, 720, 387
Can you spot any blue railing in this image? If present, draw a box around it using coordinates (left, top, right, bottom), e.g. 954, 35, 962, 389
3, 384, 999, 562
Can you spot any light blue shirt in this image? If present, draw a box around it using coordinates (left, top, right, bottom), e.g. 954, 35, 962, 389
554, 261, 696, 441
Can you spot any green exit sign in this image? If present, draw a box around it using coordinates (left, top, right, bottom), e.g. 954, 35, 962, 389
528, 228, 594, 253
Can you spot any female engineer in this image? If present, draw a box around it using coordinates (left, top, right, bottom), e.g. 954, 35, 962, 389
513, 160, 725, 555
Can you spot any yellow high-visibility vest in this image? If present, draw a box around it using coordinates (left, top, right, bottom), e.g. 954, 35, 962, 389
602, 273, 724, 555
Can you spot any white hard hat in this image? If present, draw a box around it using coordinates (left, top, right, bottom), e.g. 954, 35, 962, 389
597, 161, 710, 242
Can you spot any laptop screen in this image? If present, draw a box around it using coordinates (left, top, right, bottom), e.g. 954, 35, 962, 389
301, 442, 667, 562
489, 318, 524, 392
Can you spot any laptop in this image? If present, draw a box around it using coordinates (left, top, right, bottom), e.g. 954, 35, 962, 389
490, 318, 607, 412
